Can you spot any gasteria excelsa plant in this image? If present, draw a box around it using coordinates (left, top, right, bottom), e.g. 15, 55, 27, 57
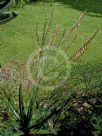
0, 83, 74, 136
0, 9, 100, 136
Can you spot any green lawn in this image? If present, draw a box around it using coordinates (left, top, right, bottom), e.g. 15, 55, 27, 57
0, 0, 102, 65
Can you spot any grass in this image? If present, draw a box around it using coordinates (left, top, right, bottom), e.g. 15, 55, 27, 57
0, 0, 102, 65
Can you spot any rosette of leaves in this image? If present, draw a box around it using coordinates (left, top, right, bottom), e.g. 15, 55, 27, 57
0, 84, 74, 136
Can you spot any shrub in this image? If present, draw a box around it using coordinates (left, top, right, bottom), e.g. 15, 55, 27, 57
14, 0, 37, 8
53, 62, 102, 136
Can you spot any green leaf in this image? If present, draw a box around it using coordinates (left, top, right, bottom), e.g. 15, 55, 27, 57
14, 131, 23, 136
31, 128, 59, 135
19, 83, 25, 120
26, 87, 35, 126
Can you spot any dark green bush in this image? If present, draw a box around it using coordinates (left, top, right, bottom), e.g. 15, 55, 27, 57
52, 62, 102, 136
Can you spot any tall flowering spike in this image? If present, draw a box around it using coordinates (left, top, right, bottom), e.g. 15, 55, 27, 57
58, 11, 86, 47
70, 28, 100, 62
70, 10, 86, 32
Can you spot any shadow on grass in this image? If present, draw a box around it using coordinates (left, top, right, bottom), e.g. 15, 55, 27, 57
39, 0, 102, 17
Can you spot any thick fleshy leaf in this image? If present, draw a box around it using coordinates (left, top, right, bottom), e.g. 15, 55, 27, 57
26, 87, 35, 126
31, 128, 59, 135
19, 83, 25, 120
